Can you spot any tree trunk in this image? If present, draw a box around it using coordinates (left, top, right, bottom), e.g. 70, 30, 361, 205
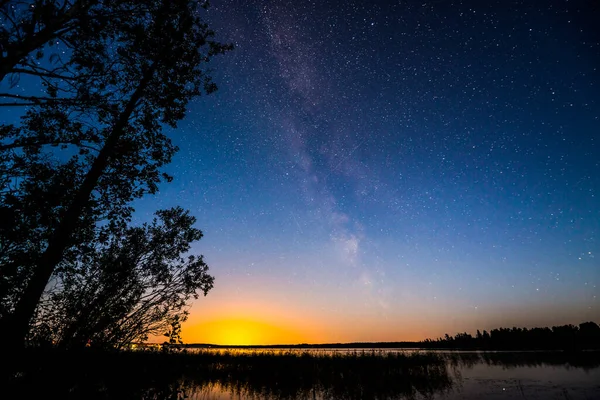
2, 66, 155, 347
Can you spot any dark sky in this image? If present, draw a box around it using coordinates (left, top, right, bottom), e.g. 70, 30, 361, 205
37, 0, 600, 343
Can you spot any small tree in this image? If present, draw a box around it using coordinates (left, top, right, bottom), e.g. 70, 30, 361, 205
32, 207, 214, 349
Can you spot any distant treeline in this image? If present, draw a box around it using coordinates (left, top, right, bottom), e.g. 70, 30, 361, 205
187, 321, 600, 351
421, 321, 600, 351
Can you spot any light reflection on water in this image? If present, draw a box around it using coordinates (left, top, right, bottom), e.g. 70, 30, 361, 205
152, 365, 600, 400
185, 347, 427, 355
6, 349, 600, 399
173, 349, 600, 400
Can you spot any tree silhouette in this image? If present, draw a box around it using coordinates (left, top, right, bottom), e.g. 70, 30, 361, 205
0, 0, 88, 83
0, 0, 231, 346
0, 1, 173, 106
31, 207, 213, 349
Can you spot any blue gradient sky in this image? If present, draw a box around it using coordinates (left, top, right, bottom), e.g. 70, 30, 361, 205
117, 0, 598, 343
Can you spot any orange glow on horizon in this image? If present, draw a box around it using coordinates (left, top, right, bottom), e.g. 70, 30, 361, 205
169, 290, 457, 345
177, 312, 437, 345
183, 317, 313, 345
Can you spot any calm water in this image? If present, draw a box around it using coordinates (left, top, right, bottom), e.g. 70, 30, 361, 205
176, 349, 600, 400
7, 349, 600, 399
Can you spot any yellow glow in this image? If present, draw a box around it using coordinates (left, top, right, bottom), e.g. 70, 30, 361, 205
184, 317, 309, 345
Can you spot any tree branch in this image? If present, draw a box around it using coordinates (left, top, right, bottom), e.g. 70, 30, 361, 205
10, 67, 79, 81
0, 138, 101, 152
0, 93, 79, 105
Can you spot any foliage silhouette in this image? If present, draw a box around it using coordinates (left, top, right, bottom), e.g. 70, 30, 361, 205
0, 0, 200, 106
0, 0, 94, 85
30, 207, 213, 349
0, 0, 231, 346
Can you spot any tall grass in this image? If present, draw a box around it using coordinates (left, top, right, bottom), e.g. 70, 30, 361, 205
3, 348, 454, 399
4, 348, 598, 399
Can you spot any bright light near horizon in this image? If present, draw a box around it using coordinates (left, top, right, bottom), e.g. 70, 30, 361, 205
183, 317, 308, 346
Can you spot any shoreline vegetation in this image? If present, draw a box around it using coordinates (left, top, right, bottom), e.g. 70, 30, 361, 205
3, 348, 599, 399
3, 322, 600, 398
5, 349, 454, 399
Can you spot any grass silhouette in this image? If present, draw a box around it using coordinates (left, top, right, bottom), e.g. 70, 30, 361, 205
4, 348, 453, 399
3, 348, 599, 399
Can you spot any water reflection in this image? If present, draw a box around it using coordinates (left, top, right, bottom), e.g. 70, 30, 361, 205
135, 351, 455, 400
4, 350, 600, 399
444, 350, 600, 370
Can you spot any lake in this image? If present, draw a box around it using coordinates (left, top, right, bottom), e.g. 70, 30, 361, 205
163, 349, 600, 399
5, 348, 600, 399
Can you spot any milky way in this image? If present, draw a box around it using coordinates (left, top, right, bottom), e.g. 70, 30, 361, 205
127, 0, 600, 342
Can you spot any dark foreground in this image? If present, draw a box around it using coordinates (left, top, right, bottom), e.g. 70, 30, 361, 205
2, 348, 600, 399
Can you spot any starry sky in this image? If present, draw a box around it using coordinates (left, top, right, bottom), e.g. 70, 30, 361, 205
131, 0, 599, 345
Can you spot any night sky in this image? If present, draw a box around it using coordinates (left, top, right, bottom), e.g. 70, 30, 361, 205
134, 0, 596, 344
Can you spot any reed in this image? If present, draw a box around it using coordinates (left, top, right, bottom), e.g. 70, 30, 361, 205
3, 348, 454, 399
